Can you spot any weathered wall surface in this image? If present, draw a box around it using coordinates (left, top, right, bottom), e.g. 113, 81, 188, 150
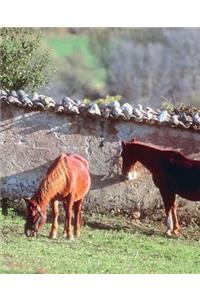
1, 103, 200, 219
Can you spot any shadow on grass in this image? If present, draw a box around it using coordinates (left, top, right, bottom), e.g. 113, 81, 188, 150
86, 219, 200, 241
85, 219, 165, 238
86, 220, 130, 231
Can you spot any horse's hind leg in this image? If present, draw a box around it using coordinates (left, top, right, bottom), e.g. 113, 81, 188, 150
49, 200, 59, 239
73, 199, 83, 238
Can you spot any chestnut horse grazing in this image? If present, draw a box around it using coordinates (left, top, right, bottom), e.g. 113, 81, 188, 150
24, 153, 91, 240
121, 138, 200, 236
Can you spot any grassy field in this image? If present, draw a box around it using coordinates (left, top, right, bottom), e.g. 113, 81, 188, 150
0, 211, 200, 274
46, 35, 106, 89
47, 35, 95, 63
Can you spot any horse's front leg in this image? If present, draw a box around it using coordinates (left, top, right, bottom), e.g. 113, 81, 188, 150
165, 208, 173, 237
160, 190, 175, 237
49, 200, 59, 239
63, 196, 74, 240
171, 201, 181, 235
73, 199, 83, 238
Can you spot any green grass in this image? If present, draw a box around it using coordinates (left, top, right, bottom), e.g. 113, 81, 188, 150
46, 35, 106, 89
0, 212, 199, 274
47, 36, 94, 63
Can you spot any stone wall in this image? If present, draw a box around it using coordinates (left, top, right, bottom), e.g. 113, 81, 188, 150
1, 103, 200, 220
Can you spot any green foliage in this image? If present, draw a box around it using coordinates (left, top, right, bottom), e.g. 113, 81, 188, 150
1, 212, 199, 274
82, 95, 122, 106
0, 28, 54, 92
161, 101, 200, 114
95, 94, 122, 105
161, 101, 175, 112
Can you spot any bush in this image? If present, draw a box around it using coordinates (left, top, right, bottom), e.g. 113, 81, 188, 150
0, 28, 54, 92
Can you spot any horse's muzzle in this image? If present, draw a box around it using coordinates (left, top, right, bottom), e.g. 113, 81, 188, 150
24, 224, 37, 238
123, 170, 137, 181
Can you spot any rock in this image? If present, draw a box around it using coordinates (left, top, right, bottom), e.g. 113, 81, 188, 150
7, 96, 22, 106
32, 92, 39, 101
9, 90, 18, 97
157, 110, 171, 124
55, 105, 64, 113
0, 89, 8, 97
17, 90, 27, 101
121, 103, 133, 119
88, 103, 101, 116
41, 96, 55, 109
100, 106, 111, 118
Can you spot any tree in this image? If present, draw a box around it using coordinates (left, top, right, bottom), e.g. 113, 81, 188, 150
0, 28, 54, 92
89, 28, 200, 106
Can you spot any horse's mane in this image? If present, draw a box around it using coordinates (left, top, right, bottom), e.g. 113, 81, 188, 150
126, 139, 196, 164
36, 153, 69, 202
127, 140, 183, 155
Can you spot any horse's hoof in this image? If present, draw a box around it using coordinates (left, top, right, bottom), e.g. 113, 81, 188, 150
67, 235, 74, 241
173, 229, 181, 236
49, 234, 57, 239
74, 232, 80, 238
165, 230, 172, 237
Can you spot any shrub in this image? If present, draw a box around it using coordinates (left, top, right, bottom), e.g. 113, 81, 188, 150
0, 28, 54, 92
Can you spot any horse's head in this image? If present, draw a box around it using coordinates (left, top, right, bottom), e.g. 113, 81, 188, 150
24, 197, 46, 237
121, 139, 137, 180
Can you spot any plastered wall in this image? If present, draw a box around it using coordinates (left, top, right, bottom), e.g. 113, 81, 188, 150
1, 103, 200, 219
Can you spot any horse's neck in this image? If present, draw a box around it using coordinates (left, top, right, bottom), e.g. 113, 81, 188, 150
35, 191, 51, 211
134, 144, 160, 174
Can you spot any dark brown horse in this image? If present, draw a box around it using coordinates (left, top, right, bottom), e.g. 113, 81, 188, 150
121, 138, 200, 236
24, 153, 91, 240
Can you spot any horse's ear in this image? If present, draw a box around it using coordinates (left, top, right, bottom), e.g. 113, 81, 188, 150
130, 137, 136, 143
122, 140, 126, 148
